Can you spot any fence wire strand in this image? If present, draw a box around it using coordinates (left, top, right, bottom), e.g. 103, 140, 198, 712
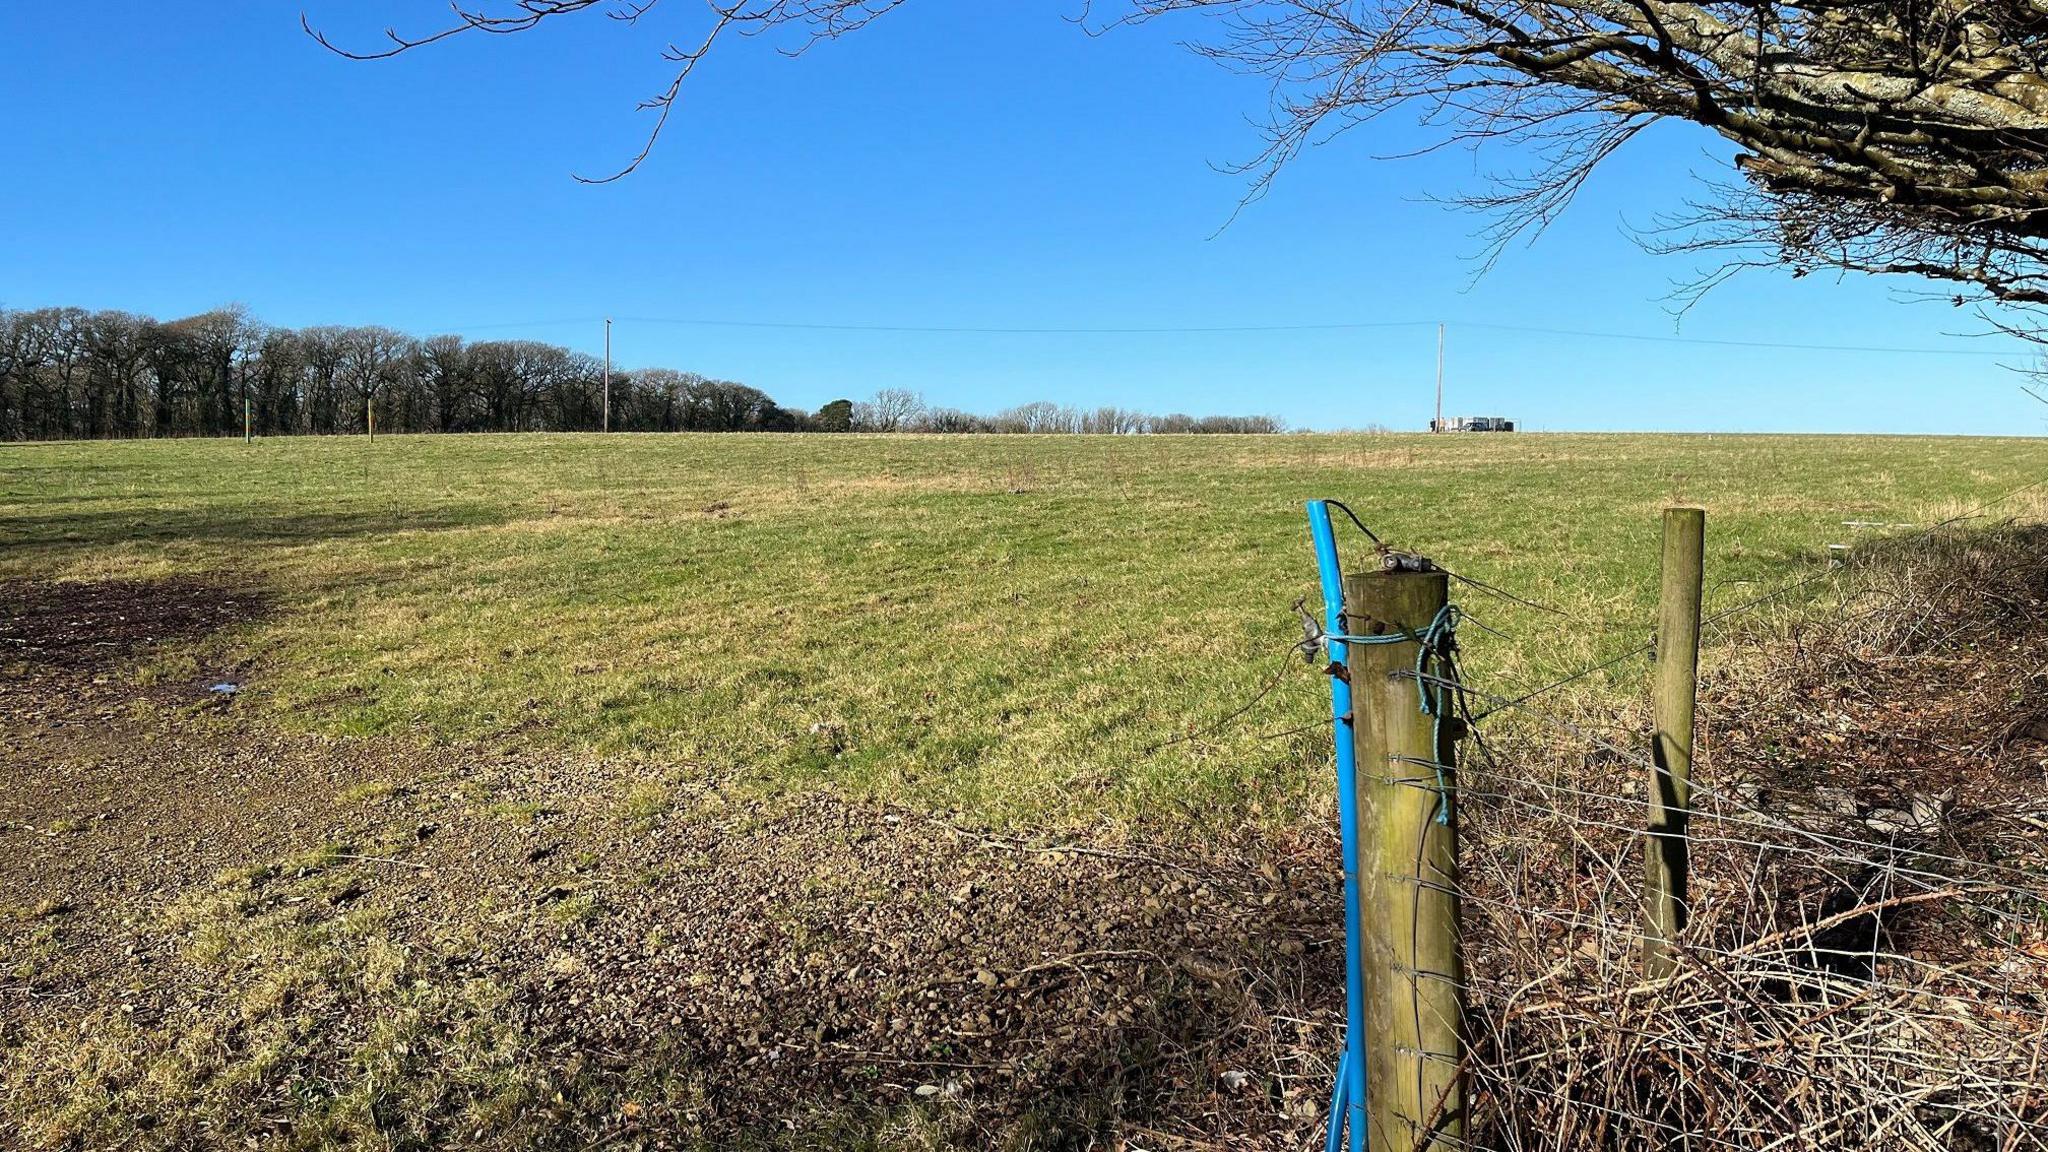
1295, 479, 2048, 1152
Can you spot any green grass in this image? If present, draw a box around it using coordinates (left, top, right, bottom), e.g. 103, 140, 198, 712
7, 431, 2047, 826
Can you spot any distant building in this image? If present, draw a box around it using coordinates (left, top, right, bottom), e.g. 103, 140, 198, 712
1431, 415, 1517, 433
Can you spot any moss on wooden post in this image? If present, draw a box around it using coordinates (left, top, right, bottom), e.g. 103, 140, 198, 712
1342, 567, 1465, 1151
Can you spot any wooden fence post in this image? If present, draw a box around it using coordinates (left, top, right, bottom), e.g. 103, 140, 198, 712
1343, 567, 1465, 1151
1645, 506, 1704, 978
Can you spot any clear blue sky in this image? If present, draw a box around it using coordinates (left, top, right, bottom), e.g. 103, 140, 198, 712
1, 2, 2039, 433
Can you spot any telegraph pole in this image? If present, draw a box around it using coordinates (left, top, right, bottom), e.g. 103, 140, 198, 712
1434, 323, 1445, 433
603, 318, 612, 433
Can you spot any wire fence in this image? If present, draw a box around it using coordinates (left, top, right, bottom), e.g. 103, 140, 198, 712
1279, 478, 2048, 1151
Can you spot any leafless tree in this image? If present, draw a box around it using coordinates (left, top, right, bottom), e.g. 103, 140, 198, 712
994, 400, 1065, 433
1082, 405, 1147, 434
312, 0, 2048, 335
418, 334, 471, 433
337, 325, 414, 434
253, 326, 309, 435
852, 387, 926, 432
83, 311, 152, 438
32, 308, 88, 439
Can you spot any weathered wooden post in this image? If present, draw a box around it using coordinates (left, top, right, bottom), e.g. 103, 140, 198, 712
1645, 506, 1704, 978
1343, 566, 1466, 1151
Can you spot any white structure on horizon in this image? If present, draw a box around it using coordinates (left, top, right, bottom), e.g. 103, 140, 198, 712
1431, 415, 1518, 433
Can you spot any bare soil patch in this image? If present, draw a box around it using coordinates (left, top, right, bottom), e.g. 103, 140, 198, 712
0, 575, 265, 675
1, 576, 270, 753
395, 782, 1345, 1146
0, 576, 433, 1008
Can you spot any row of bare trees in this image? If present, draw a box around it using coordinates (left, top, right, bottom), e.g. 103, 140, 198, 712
0, 305, 800, 441
845, 388, 1282, 434
2, 308, 1284, 442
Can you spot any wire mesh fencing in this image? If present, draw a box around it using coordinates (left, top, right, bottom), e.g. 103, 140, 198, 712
1324, 495, 2048, 1152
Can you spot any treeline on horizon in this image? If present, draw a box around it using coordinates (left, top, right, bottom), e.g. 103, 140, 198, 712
0, 305, 1283, 442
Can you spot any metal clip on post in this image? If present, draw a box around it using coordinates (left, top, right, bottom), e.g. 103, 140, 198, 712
1380, 550, 1440, 574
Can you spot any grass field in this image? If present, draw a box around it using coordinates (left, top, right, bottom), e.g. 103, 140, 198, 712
8, 430, 2048, 828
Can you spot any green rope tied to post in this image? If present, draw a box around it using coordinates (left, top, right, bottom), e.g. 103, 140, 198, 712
1315, 603, 1463, 824
1412, 604, 1461, 825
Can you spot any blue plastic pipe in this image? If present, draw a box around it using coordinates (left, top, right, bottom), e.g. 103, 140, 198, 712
1307, 499, 1369, 1152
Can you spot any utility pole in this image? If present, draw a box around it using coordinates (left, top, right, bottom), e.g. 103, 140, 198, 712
603, 317, 612, 433
1433, 323, 1446, 433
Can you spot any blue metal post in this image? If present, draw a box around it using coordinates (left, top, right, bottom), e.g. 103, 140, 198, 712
1308, 500, 1369, 1152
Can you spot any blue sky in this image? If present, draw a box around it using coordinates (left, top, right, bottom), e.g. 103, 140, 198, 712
0, 2, 2038, 433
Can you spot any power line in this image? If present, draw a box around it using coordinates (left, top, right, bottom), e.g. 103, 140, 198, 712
1453, 320, 2020, 357
428, 317, 608, 332
421, 313, 2025, 356
612, 316, 1439, 336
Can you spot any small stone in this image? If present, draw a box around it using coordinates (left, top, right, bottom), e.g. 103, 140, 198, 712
1813, 787, 1860, 817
